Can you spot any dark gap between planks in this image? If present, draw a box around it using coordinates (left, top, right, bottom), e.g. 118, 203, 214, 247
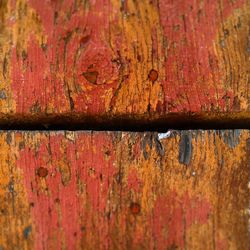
0, 115, 249, 131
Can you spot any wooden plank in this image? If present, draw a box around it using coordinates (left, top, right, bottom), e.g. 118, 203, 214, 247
0, 0, 249, 126
0, 130, 249, 249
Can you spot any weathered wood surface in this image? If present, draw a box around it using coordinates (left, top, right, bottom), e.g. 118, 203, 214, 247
0, 0, 249, 126
0, 130, 249, 249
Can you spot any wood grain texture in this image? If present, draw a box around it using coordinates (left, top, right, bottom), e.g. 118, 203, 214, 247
0, 130, 249, 249
0, 0, 249, 126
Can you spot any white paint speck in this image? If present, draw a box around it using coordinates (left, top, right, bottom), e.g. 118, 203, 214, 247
158, 131, 172, 140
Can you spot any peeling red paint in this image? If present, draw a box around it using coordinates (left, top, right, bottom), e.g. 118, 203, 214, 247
17, 133, 213, 249
127, 168, 141, 192
12, 0, 119, 114
0, 131, 248, 249
17, 133, 117, 249
7, 0, 249, 117
216, 238, 229, 250
159, 0, 246, 112
11, 37, 68, 113
152, 192, 211, 249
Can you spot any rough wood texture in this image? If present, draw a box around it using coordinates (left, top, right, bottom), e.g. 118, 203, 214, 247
0, 130, 249, 249
0, 0, 249, 126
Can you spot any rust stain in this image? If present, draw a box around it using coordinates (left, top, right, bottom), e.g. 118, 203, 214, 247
148, 69, 158, 83
130, 202, 141, 215
36, 167, 48, 178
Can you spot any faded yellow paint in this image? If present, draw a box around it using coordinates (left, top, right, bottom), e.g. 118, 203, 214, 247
0, 0, 44, 114
0, 0, 15, 114
109, 0, 165, 114
0, 133, 33, 249
214, 1, 250, 111
112, 131, 249, 249
12, 0, 44, 52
